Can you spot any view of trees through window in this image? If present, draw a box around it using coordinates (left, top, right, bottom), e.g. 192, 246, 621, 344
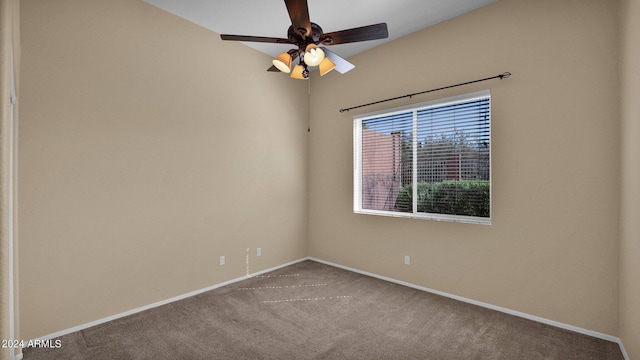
356, 92, 490, 221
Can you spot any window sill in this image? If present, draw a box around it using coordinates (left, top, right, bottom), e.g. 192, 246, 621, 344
354, 209, 491, 225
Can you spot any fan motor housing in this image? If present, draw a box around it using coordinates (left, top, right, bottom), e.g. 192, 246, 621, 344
288, 22, 323, 45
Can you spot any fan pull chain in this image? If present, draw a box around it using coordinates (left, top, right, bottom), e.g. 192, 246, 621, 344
307, 76, 312, 132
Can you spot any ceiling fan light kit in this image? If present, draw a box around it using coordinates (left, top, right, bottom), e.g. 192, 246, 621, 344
220, 0, 388, 80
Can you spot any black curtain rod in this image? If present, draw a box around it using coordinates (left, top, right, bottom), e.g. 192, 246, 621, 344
339, 72, 511, 113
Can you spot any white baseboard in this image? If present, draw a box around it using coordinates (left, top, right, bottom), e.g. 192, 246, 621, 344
308, 257, 630, 360
618, 340, 630, 360
35, 257, 309, 342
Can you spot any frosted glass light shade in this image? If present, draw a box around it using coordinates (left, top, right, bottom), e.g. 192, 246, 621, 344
304, 44, 325, 67
272, 52, 292, 73
290, 65, 308, 80
319, 57, 336, 76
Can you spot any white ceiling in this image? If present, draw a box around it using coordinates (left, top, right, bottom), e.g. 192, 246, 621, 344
143, 0, 496, 59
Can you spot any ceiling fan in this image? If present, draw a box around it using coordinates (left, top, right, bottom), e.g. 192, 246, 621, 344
220, 0, 388, 79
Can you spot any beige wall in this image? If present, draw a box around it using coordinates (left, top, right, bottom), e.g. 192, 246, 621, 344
309, 0, 621, 336
18, 0, 308, 340
620, 0, 640, 358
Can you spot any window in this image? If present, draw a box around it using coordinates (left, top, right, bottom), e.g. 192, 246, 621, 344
354, 90, 491, 224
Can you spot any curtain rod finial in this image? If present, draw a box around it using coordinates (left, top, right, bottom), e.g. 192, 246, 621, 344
500, 72, 511, 79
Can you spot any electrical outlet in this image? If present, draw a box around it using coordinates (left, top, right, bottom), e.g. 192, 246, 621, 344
219, 255, 225, 266
404, 255, 411, 265
257, 248, 262, 257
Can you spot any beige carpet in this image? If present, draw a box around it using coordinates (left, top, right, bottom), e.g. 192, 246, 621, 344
23, 260, 624, 359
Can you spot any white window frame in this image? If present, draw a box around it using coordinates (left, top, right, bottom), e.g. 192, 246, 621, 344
353, 90, 491, 225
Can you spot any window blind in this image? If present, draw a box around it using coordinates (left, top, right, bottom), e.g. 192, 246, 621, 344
354, 90, 491, 224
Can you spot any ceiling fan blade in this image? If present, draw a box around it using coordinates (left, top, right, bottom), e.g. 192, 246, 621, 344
284, 0, 312, 38
267, 65, 281, 72
320, 23, 388, 45
321, 47, 355, 74
220, 34, 292, 44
